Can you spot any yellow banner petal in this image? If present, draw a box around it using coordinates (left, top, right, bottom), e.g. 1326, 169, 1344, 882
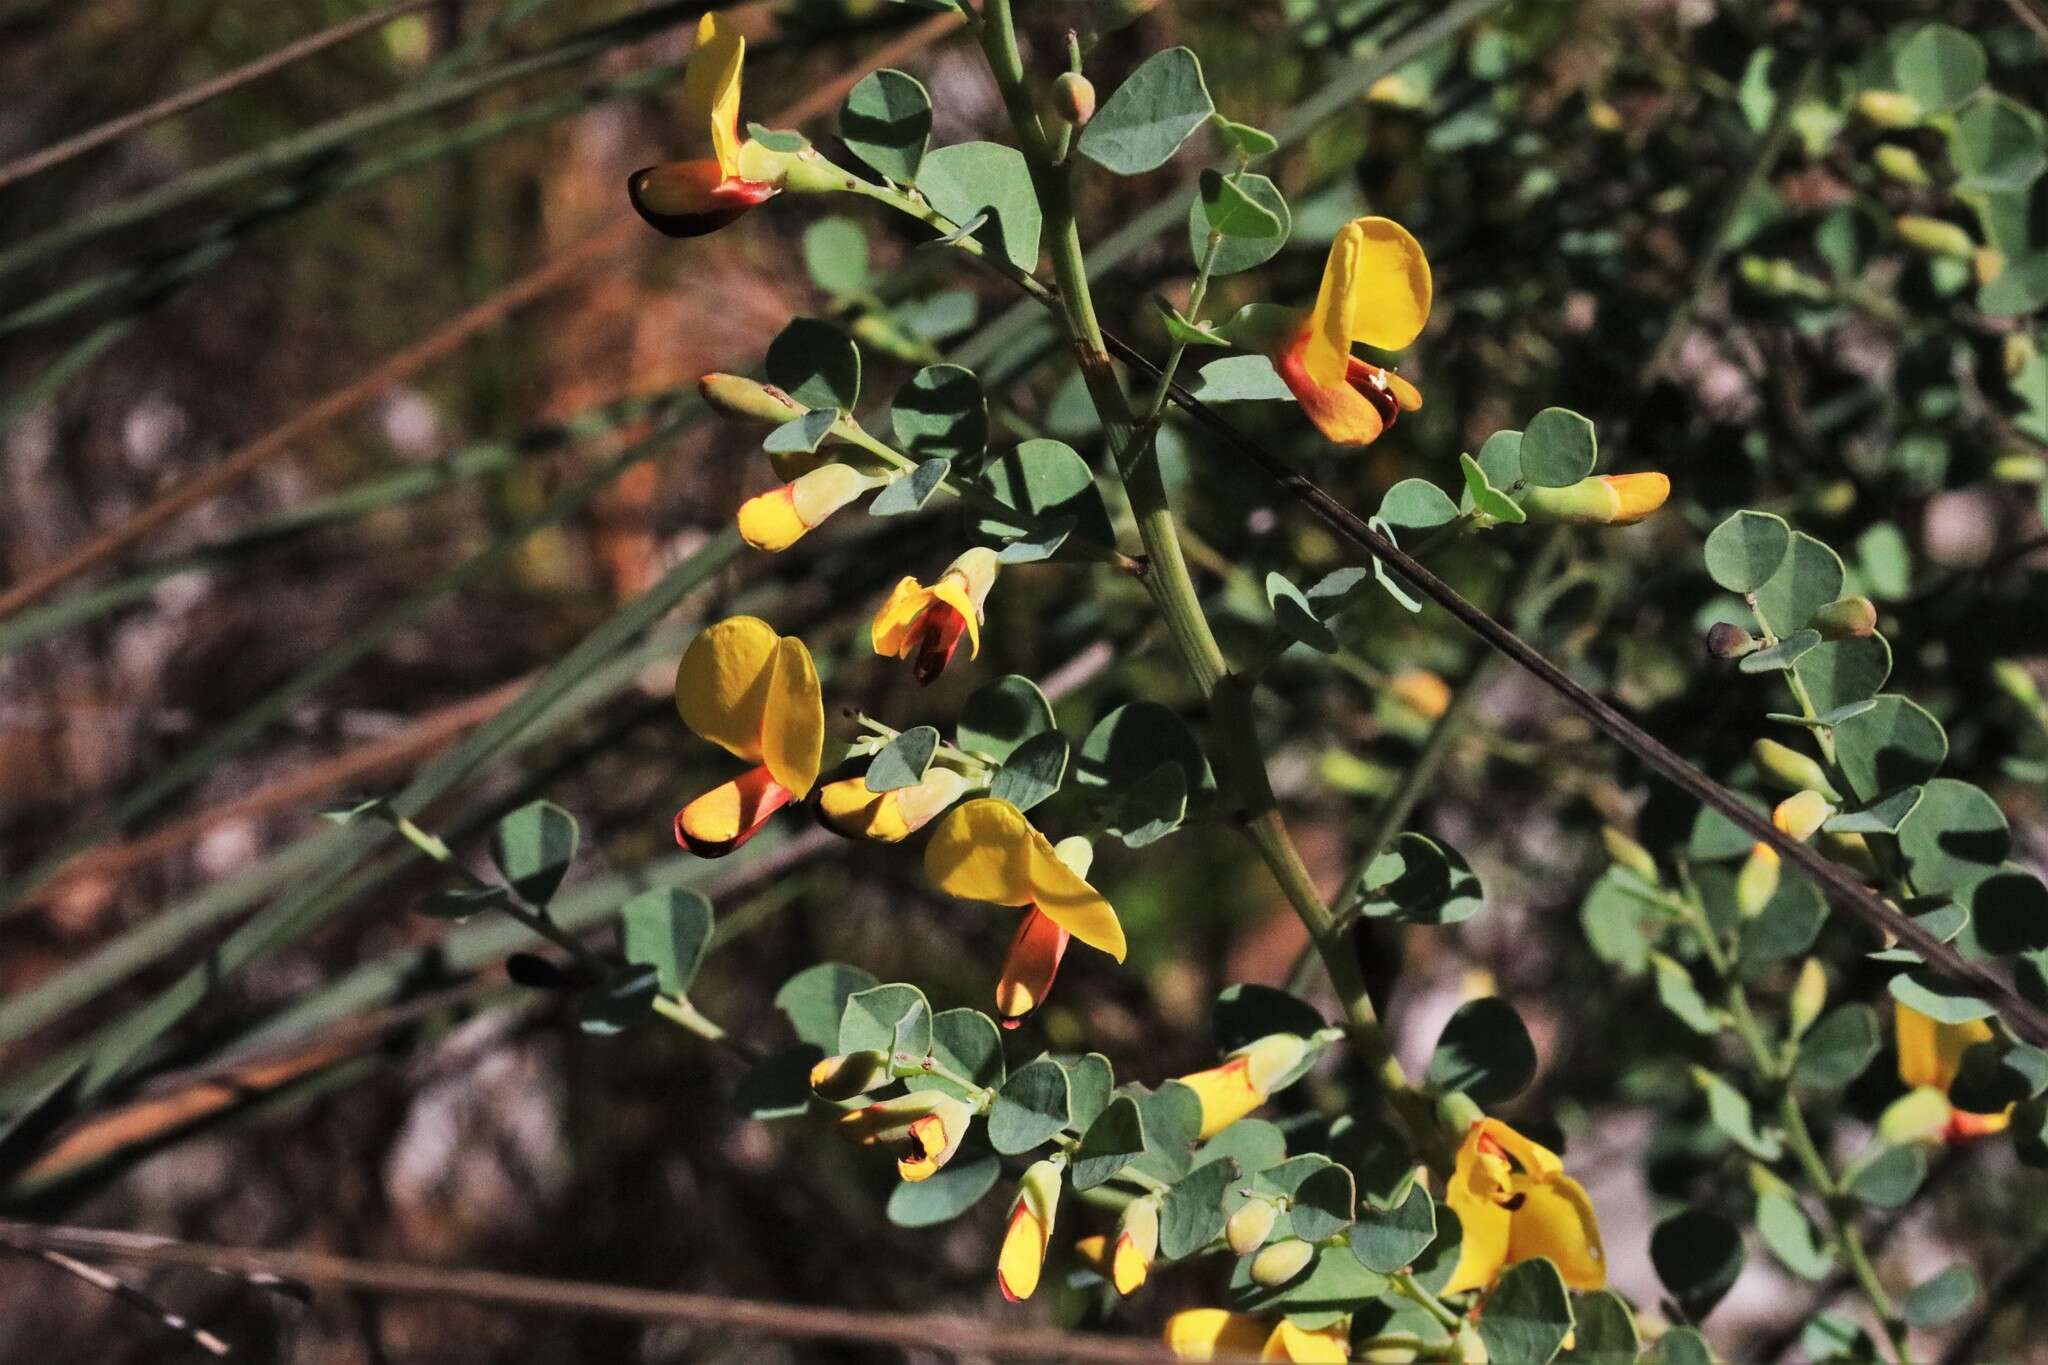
1301, 225, 1361, 390
924, 798, 1035, 905
680, 12, 746, 180
1163, 1309, 1270, 1362
1026, 831, 1126, 961
674, 616, 778, 762
1345, 215, 1432, 351
761, 636, 823, 796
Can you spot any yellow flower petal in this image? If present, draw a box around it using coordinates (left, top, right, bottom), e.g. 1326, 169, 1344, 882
1507, 1174, 1606, 1290
674, 616, 779, 763
872, 576, 933, 658
1895, 1001, 1992, 1094
1262, 1319, 1349, 1362
1344, 216, 1433, 352
737, 485, 807, 551
761, 636, 822, 797
1178, 1057, 1260, 1140
674, 764, 794, 857
924, 798, 1036, 905
997, 1199, 1048, 1302
1025, 831, 1126, 961
680, 12, 745, 181
931, 577, 982, 659
1163, 1309, 1271, 1361
1303, 217, 1432, 387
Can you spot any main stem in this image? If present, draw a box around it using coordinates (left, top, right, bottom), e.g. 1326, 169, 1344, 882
971, 0, 1433, 1158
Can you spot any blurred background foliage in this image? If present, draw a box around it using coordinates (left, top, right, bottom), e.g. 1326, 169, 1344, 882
2, 0, 2046, 1360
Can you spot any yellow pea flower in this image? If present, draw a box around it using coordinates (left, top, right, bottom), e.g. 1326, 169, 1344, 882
997, 1158, 1063, 1302
1443, 1118, 1606, 1295
925, 799, 1126, 1027
1176, 1033, 1310, 1139
817, 766, 973, 843
627, 14, 782, 237
1894, 1002, 2011, 1141
1221, 217, 1431, 446
672, 617, 823, 856
737, 463, 887, 552
1161, 1310, 1348, 1362
836, 1091, 976, 1183
872, 547, 1001, 685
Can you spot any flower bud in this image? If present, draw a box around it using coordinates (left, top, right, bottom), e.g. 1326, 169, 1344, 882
1602, 827, 1659, 884
1896, 215, 1977, 261
1390, 668, 1451, 720
997, 1158, 1063, 1302
1772, 790, 1835, 842
1735, 843, 1780, 920
1993, 660, 2043, 711
1992, 453, 2047, 483
1225, 1197, 1280, 1256
1974, 247, 2007, 287
1250, 1238, 1315, 1287
737, 463, 885, 552
1812, 596, 1877, 640
2005, 334, 2039, 380
1789, 958, 1827, 1038
700, 373, 807, 425
1707, 622, 1759, 659
808, 1049, 891, 1100
1855, 90, 1923, 127
1177, 1033, 1311, 1139
1111, 1196, 1160, 1297
1054, 72, 1096, 128
1752, 739, 1841, 801
1872, 144, 1930, 186
1522, 473, 1669, 525
1820, 829, 1880, 879
818, 766, 973, 843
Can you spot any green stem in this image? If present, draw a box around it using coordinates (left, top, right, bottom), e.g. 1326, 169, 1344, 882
968, 0, 1437, 1163
652, 993, 763, 1064
1390, 1269, 1465, 1334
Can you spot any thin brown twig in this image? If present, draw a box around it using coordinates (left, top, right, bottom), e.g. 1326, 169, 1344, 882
0, 0, 442, 191
1101, 330, 2048, 1052
0, 1223, 1189, 1362
0, 7, 965, 623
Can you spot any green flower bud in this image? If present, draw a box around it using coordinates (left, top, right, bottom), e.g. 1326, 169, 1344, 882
1735, 843, 1781, 920
1788, 958, 1827, 1038
1992, 454, 2048, 484
2005, 334, 2039, 380
1225, 1198, 1280, 1257
1707, 623, 1759, 659
1993, 660, 2043, 711
1855, 89, 1923, 127
1602, 827, 1659, 884
1873, 144, 1930, 186
1054, 72, 1097, 127
1896, 215, 1977, 261
700, 373, 807, 426
1753, 739, 1841, 801
1772, 790, 1835, 841
1250, 1238, 1315, 1287
1812, 597, 1877, 641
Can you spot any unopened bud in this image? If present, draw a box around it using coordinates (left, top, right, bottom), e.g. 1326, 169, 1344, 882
1772, 790, 1835, 841
1736, 843, 1781, 920
1602, 827, 1660, 884
1788, 958, 1827, 1038
2005, 334, 2039, 379
1225, 1198, 1280, 1256
1587, 98, 1623, 133
1974, 247, 2007, 287
1872, 144, 1930, 186
1855, 89, 1923, 127
1390, 668, 1452, 720
1896, 215, 1977, 261
1993, 660, 2043, 711
1753, 739, 1841, 800
1054, 72, 1096, 127
700, 372, 806, 425
1813, 596, 1877, 640
1250, 1238, 1315, 1287
1820, 829, 1880, 879
809, 1049, 891, 1100
1707, 623, 1759, 659
1992, 453, 2047, 483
